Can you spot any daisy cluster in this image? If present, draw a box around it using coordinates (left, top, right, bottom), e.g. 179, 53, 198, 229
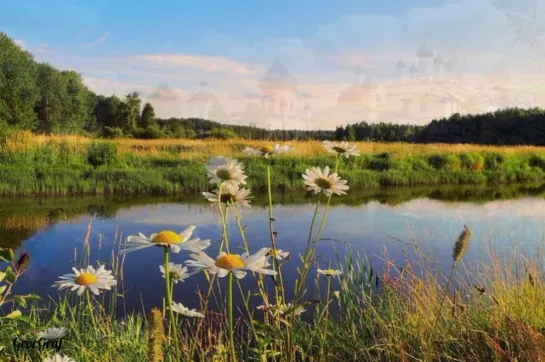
47, 141, 356, 360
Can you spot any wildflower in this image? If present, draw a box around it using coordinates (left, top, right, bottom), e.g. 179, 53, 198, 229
243, 144, 294, 158
185, 247, 277, 279
317, 268, 343, 277
122, 226, 211, 254
53, 265, 116, 296
42, 355, 76, 362
452, 225, 472, 263
202, 184, 253, 208
206, 157, 247, 187
159, 263, 189, 284
38, 327, 67, 340
267, 248, 290, 260
333, 290, 341, 300
302, 166, 349, 196
257, 303, 305, 316
323, 141, 360, 158
169, 302, 205, 318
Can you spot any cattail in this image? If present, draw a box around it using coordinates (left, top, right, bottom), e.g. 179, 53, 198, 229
452, 225, 472, 263
147, 308, 165, 362
15, 251, 31, 273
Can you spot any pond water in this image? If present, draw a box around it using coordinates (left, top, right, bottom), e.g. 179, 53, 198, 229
3, 183, 545, 314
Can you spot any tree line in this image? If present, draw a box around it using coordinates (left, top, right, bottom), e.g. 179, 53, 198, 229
3, 32, 545, 145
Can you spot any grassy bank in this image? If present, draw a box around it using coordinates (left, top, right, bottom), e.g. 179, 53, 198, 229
2, 233, 545, 361
5, 132, 545, 195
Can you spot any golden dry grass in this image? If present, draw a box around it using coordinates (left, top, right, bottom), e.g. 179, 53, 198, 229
10, 131, 545, 159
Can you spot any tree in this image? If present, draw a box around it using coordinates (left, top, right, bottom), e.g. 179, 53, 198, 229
35, 64, 64, 134
139, 103, 156, 129
0, 33, 38, 129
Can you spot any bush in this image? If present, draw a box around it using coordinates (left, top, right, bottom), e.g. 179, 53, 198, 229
428, 154, 460, 171
102, 127, 124, 139
87, 142, 119, 167
483, 152, 505, 171
459, 153, 485, 171
134, 126, 167, 139
529, 154, 545, 171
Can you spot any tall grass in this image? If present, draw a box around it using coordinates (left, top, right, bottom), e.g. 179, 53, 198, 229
4, 132, 545, 196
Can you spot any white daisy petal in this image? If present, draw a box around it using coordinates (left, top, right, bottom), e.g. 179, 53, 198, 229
302, 167, 350, 197
42, 354, 76, 362
53, 265, 116, 296
37, 327, 67, 340
169, 302, 205, 318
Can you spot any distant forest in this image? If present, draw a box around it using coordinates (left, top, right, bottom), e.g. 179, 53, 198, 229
2, 32, 545, 145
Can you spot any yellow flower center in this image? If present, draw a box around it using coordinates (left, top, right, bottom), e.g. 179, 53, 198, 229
215, 254, 246, 270
260, 145, 274, 154
152, 231, 183, 245
268, 249, 281, 257
314, 178, 333, 190
323, 269, 337, 276
75, 273, 98, 286
333, 146, 347, 154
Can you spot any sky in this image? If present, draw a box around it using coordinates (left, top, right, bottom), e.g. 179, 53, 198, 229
3, 0, 545, 129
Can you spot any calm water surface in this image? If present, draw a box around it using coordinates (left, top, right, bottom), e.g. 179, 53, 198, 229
3, 185, 545, 313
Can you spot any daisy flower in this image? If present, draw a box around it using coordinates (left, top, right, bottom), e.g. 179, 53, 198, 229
257, 303, 306, 316
169, 302, 205, 318
206, 157, 247, 187
202, 184, 253, 208
38, 327, 67, 340
159, 262, 190, 284
302, 166, 349, 196
323, 141, 360, 158
267, 248, 290, 260
185, 247, 277, 279
53, 265, 116, 296
317, 268, 343, 277
122, 226, 211, 254
243, 144, 294, 158
42, 355, 75, 362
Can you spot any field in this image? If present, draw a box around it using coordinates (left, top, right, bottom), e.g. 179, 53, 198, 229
4, 132, 545, 196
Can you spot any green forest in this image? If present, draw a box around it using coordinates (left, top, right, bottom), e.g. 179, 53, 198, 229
2, 31, 545, 145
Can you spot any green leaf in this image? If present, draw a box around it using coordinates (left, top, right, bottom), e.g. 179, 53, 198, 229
0, 248, 14, 262
6, 310, 22, 319
14, 296, 27, 308
0, 272, 5, 282
18, 315, 30, 323
20, 293, 40, 301
5, 267, 16, 284
0, 286, 6, 295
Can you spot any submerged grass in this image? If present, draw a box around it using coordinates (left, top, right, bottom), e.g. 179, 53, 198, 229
4, 132, 545, 195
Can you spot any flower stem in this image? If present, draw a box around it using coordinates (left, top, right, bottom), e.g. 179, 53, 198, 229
228, 272, 236, 362
164, 247, 179, 357
86, 290, 97, 333
267, 164, 284, 305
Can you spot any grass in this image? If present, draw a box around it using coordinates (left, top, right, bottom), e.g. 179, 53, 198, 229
4, 132, 545, 195
2, 147, 545, 361
2, 227, 545, 361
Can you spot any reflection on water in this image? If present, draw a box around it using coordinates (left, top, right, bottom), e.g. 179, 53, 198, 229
3, 183, 545, 313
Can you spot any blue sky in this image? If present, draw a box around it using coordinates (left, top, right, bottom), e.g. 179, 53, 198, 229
2, 0, 544, 128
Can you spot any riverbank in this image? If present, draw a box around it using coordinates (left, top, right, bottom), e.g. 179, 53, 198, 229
4, 132, 545, 195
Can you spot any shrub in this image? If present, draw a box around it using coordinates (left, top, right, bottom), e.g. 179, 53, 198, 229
87, 142, 119, 167
102, 127, 124, 139
459, 153, 485, 172
483, 152, 505, 171
428, 154, 460, 171
529, 154, 545, 171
